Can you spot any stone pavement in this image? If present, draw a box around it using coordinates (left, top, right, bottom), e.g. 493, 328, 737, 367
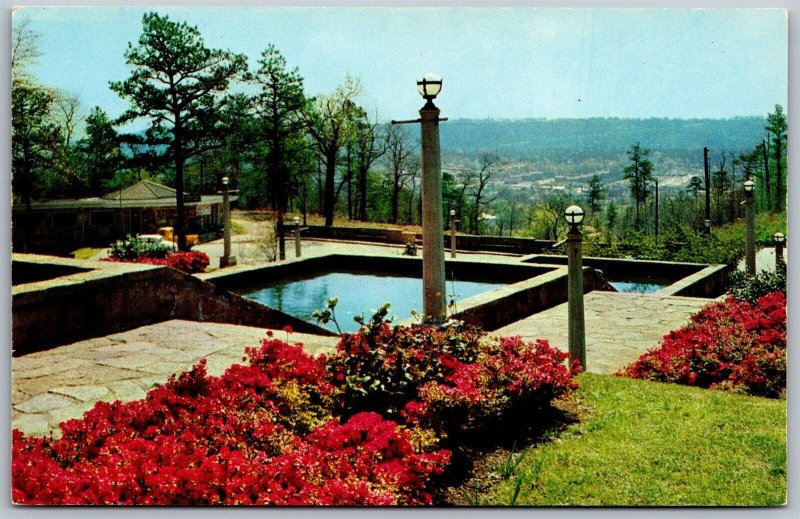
493, 291, 713, 375
12, 320, 339, 438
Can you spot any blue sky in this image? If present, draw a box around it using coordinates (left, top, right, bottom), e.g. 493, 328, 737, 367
16, 6, 787, 127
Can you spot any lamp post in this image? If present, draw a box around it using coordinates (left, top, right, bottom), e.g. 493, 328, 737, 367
294, 216, 302, 258
392, 73, 447, 322
744, 179, 756, 275
219, 176, 236, 268
773, 232, 785, 274
449, 209, 457, 259
565, 204, 586, 370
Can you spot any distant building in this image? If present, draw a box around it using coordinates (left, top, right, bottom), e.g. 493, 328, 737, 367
12, 180, 237, 254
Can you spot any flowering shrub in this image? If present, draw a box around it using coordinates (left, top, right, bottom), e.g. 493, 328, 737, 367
163, 251, 210, 274
12, 339, 450, 505
618, 291, 786, 398
102, 250, 210, 274
327, 321, 579, 439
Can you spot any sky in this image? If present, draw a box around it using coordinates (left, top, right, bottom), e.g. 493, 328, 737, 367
14, 6, 788, 129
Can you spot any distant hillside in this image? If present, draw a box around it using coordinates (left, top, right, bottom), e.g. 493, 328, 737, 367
440, 117, 766, 157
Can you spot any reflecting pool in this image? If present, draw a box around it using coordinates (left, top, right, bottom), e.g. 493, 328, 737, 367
242, 272, 505, 332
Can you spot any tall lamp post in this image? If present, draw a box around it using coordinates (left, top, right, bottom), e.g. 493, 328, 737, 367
450, 209, 457, 259
744, 179, 756, 276
392, 73, 447, 322
773, 232, 785, 274
219, 176, 236, 268
565, 204, 586, 370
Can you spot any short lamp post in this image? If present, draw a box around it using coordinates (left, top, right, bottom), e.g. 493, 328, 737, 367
219, 176, 236, 268
449, 209, 457, 259
774, 232, 785, 274
704, 219, 711, 233
392, 73, 447, 322
744, 179, 756, 276
294, 216, 302, 258
565, 204, 586, 371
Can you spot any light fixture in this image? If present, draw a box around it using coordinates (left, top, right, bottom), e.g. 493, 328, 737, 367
449, 209, 456, 217
744, 179, 755, 192
293, 216, 300, 224
564, 205, 585, 228
774, 232, 785, 244
222, 176, 229, 186
417, 73, 442, 102
704, 219, 711, 228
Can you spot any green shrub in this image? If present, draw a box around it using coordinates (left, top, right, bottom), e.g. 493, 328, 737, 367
728, 269, 787, 304
109, 235, 171, 261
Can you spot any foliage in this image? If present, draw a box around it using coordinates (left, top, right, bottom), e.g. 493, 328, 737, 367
78, 107, 125, 195
12, 340, 449, 505
622, 142, 654, 229
618, 291, 786, 398
326, 318, 579, 440
108, 235, 171, 261
582, 228, 744, 266
105, 237, 209, 273
727, 269, 786, 305
11, 81, 61, 208
483, 373, 786, 506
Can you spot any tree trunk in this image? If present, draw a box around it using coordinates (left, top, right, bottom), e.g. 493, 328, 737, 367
390, 173, 400, 224
323, 151, 336, 227
358, 163, 368, 221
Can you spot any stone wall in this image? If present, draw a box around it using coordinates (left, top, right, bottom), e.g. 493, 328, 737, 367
450, 268, 600, 331
298, 225, 554, 254
12, 255, 334, 355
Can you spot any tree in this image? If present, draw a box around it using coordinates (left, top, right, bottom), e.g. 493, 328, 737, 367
687, 176, 703, 197
12, 82, 61, 249
765, 105, 787, 212
585, 174, 606, 215
110, 12, 247, 250
468, 152, 498, 234
384, 123, 416, 224
11, 17, 41, 82
305, 76, 362, 227
605, 200, 618, 241
79, 107, 125, 195
711, 154, 730, 224
252, 45, 308, 259
351, 108, 386, 221
622, 142, 654, 230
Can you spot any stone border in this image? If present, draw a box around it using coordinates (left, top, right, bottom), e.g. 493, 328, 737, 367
12, 254, 334, 355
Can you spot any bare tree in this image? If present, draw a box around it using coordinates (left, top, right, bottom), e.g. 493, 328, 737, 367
384, 124, 416, 224
11, 17, 41, 81
469, 152, 498, 234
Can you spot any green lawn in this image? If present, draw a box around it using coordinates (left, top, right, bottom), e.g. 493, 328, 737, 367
483, 373, 786, 506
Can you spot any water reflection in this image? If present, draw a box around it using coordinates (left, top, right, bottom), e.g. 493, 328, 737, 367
609, 281, 666, 294
243, 272, 503, 333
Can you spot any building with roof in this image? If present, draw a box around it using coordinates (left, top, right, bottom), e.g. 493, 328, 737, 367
12, 180, 237, 254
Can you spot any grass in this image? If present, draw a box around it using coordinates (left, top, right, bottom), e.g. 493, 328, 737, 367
71, 247, 106, 260
479, 373, 786, 506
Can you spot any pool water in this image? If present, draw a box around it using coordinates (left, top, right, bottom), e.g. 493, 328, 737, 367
242, 272, 505, 333
609, 279, 668, 294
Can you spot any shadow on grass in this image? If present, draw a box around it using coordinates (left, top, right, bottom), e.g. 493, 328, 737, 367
435, 396, 584, 506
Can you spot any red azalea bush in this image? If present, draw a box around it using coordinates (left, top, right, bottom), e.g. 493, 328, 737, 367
13, 316, 579, 505
618, 291, 786, 398
327, 321, 579, 439
12, 339, 450, 505
102, 250, 210, 274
